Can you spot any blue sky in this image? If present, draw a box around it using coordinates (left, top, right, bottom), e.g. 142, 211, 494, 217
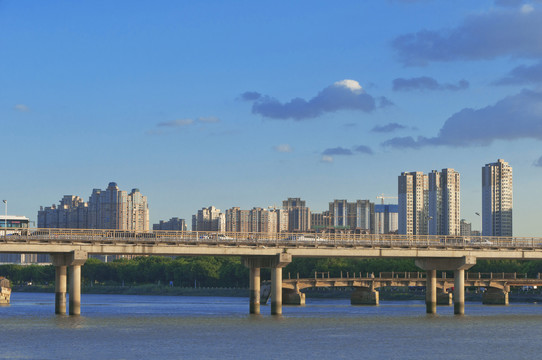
2, 0, 542, 236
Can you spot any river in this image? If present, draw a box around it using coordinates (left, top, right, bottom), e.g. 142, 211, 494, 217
1, 292, 541, 359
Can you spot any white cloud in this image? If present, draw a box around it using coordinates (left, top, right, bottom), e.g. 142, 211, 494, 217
321, 155, 334, 163
521, 4, 534, 13
334, 79, 363, 93
14, 104, 29, 112
274, 144, 293, 153
157, 119, 194, 127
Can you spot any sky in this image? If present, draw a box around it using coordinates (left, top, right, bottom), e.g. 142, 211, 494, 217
2, 0, 542, 236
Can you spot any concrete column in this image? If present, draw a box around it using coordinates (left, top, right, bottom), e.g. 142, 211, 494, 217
271, 267, 282, 315
454, 269, 465, 315
426, 269, 437, 314
69, 265, 81, 315
249, 267, 261, 314
55, 265, 67, 315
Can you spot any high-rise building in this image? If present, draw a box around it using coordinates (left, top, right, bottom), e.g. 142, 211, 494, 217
428, 168, 460, 235
329, 200, 348, 228
270, 208, 289, 233
192, 206, 225, 232
282, 198, 311, 232
311, 211, 331, 231
38, 182, 149, 231
398, 172, 428, 235
460, 219, 472, 237
375, 204, 398, 234
482, 159, 513, 236
153, 217, 187, 231
225, 207, 281, 233
328, 199, 375, 232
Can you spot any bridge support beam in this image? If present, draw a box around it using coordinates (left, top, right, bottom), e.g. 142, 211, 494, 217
249, 267, 261, 314
454, 269, 465, 315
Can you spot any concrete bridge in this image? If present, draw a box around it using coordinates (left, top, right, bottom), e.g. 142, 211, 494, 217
278, 271, 542, 307
2, 228, 542, 316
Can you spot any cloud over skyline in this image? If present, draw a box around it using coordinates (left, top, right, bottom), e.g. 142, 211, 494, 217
382, 89, 542, 148
354, 145, 373, 154
321, 145, 374, 157
371, 123, 408, 133
534, 155, 542, 167
393, 77, 469, 91
393, 7, 542, 66
322, 147, 354, 156
242, 79, 378, 120
495, 61, 542, 85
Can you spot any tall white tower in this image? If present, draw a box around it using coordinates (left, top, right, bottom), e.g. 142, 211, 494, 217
428, 168, 460, 235
398, 171, 428, 235
482, 159, 513, 236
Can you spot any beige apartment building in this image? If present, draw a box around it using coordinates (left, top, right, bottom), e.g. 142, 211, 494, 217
38, 182, 149, 231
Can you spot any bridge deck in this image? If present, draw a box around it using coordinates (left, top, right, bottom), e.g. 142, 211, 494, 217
2, 229, 542, 260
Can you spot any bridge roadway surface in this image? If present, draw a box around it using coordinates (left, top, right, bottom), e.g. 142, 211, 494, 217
2, 229, 542, 316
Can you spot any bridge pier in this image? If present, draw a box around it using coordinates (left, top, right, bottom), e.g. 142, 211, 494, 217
271, 267, 282, 314
426, 270, 437, 314
351, 286, 379, 306
283, 287, 306, 305
249, 267, 261, 314
69, 264, 82, 315
416, 256, 476, 315
454, 269, 465, 314
482, 287, 509, 305
52, 259, 67, 315
242, 253, 291, 315
51, 251, 87, 316
437, 289, 452, 306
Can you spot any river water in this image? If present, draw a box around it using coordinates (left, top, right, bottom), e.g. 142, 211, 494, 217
1, 293, 542, 359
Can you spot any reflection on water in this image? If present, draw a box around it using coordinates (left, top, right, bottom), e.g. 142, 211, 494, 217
1, 293, 542, 359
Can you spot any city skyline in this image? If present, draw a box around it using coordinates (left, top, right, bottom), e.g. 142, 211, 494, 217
3, 1, 542, 236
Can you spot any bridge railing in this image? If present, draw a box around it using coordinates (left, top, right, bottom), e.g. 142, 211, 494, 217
2, 228, 542, 250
